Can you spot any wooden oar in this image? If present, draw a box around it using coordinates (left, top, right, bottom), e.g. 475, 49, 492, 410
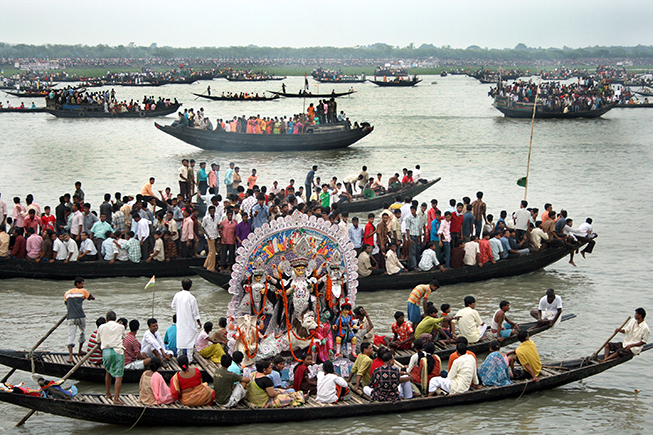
1, 313, 68, 384
15, 342, 100, 427
591, 316, 631, 359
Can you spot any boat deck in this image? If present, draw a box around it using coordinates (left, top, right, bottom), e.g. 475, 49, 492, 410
41, 353, 205, 372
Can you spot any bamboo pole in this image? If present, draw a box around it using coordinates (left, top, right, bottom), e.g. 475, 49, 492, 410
1, 314, 68, 384
523, 76, 542, 201
16, 342, 100, 427
591, 317, 631, 359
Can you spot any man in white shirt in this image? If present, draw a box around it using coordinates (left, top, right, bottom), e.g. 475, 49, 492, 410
53, 233, 68, 261
418, 241, 446, 272
463, 236, 481, 266
172, 278, 202, 363
131, 213, 151, 261
96, 310, 126, 404
178, 159, 190, 200
141, 318, 173, 361
572, 217, 597, 258
62, 233, 79, 262
514, 200, 531, 239
453, 296, 487, 344
603, 308, 650, 362
489, 231, 503, 262
201, 206, 220, 272
71, 203, 84, 239
428, 341, 480, 395
530, 288, 562, 327
0, 193, 7, 226
316, 361, 350, 404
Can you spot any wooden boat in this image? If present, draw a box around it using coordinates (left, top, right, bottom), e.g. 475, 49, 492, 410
314, 77, 365, 83
0, 350, 214, 384
190, 243, 580, 292
0, 343, 648, 427
493, 97, 615, 119
0, 107, 46, 113
269, 90, 356, 98
338, 178, 440, 213
393, 314, 576, 365
192, 93, 280, 101
368, 78, 421, 87
155, 122, 373, 152
5, 89, 54, 98
615, 102, 653, 108
109, 81, 165, 87
635, 89, 653, 97
45, 103, 180, 119
145, 77, 198, 85
225, 76, 286, 82
0, 256, 203, 280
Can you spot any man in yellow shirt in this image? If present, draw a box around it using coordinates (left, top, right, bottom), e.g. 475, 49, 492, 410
414, 306, 445, 343
508, 330, 542, 382
347, 342, 373, 391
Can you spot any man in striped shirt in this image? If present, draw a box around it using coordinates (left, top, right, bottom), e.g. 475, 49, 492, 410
407, 280, 440, 330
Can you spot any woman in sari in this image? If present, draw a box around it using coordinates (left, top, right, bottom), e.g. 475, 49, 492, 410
245, 360, 304, 408
139, 357, 175, 405
169, 355, 215, 406
478, 340, 513, 386
410, 342, 441, 394
293, 354, 317, 395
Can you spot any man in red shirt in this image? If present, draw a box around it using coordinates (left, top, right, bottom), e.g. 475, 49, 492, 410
478, 232, 493, 265
363, 214, 376, 246
10, 228, 27, 258
123, 319, 152, 370
41, 206, 56, 232
23, 209, 42, 234
450, 203, 464, 247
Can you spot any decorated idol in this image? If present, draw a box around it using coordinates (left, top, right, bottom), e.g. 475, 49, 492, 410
226, 211, 359, 364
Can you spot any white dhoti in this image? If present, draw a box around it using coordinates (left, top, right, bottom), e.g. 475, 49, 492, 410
171, 290, 200, 362
428, 376, 452, 394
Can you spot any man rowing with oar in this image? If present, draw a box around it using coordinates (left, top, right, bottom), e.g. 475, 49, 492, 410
602, 308, 650, 362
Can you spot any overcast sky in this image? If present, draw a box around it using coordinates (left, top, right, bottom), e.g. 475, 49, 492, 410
3, 0, 652, 50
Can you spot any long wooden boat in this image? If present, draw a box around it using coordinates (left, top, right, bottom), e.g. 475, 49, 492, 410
615, 102, 653, 108
338, 178, 440, 213
192, 93, 280, 101
155, 122, 373, 152
270, 90, 355, 98
0, 256, 203, 280
0, 107, 46, 113
225, 76, 285, 82
314, 77, 365, 83
635, 89, 653, 97
0, 350, 215, 384
45, 103, 180, 119
5, 89, 53, 98
1, 343, 648, 427
393, 314, 576, 365
190, 242, 579, 292
368, 78, 421, 87
493, 97, 615, 119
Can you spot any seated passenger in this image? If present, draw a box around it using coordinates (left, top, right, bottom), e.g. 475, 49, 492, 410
196, 321, 226, 363
411, 342, 441, 393
414, 306, 448, 345
87, 317, 107, 365
293, 354, 318, 395
316, 360, 349, 404
508, 331, 542, 382
384, 243, 405, 275
213, 354, 250, 408
267, 355, 291, 389
452, 296, 487, 344
491, 300, 519, 340
387, 311, 414, 350
428, 342, 480, 395
363, 351, 402, 402
418, 241, 446, 272
169, 355, 215, 406
123, 319, 152, 370
139, 357, 175, 405
478, 340, 513, 387
245, 360, 304, 408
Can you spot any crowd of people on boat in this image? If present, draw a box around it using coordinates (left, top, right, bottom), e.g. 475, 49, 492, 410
60, 271, 650, 408
490, 78, 617, 112
45, 87, 178, 112
170, 101, 353, 134
0, 162, 596, 272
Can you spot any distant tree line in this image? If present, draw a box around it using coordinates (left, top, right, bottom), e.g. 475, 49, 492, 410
2, 42, 653, 62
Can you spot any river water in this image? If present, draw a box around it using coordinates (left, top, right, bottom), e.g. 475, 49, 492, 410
0, 75, 652, 434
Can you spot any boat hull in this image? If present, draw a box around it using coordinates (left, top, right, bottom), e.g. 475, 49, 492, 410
493, 98, 615, 118
155, 123, 373, 152
192, 93, 280, 101
0, 257, 204, 280
0, 346, 646, 427
337, 178, 440, 213
45, 104, 180, 118
369, 79, 421, 87
192, 243, 577, 292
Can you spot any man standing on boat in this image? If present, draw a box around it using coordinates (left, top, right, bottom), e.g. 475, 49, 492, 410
178, 159, 190, 200
64, 277, 95, 363
96, 310, 126, 404
171, 278, 202, 363
407, 280, 440, 330
224, 162, 235, 195
602, 308, 649, 362
305, 165, 317, 200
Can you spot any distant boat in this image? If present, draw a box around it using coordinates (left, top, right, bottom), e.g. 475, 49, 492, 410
45, 103, 181, 119
269, 90, 356, 98
155, 121, 373, 152
493, 96, 615, 119
0, 107, 46, 113
368, 77, 421, 87
192, 93, 280, 101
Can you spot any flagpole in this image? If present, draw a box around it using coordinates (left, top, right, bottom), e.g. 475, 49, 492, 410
523, 76, 541, 201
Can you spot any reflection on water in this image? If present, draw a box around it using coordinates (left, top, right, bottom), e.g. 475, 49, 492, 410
1, 75, 653, 434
